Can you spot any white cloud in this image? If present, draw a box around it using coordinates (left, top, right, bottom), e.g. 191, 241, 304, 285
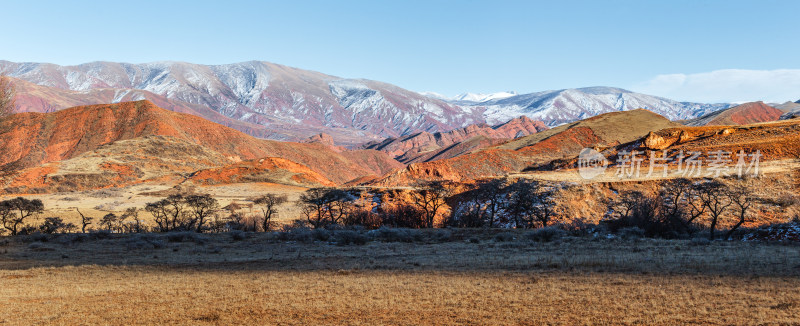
632, 69, 800, 103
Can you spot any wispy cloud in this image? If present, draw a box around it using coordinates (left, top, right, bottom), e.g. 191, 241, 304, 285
633, 69, 800, 103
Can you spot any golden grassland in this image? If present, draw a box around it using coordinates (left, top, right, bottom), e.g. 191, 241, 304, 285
0, 182, 309, 227
0, 232, 799, 325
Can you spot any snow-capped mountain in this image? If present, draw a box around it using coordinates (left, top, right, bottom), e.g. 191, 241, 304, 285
474, 87, 730, 126
417, 91, 450, 101
0, 60, 484, 142
419, 91, 518, 103
451, 91, 518, 103
1, 61, 730, 143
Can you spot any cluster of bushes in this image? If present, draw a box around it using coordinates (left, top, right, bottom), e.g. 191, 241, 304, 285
1, 176, 796, 245
298, 187, 433, 230
603, 178, 775, 240
445, 179, 560, 229
295, 179, 565, 231
0, 192, 290, 236
0, 181, 567, 237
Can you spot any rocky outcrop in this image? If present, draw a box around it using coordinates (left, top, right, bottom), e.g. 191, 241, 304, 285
643, 132, 673, 150
305, 133, 336, 147
677, 130, 693, 143
628, 120, 800, 162
302, 133, 346, 152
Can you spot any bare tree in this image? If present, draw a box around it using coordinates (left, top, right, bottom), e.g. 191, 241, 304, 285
185, 194, 219, 232
76, 208, 93, 233
100, 213, 118, 232
121, 207, 145, 233
0, 76, 15, 119
39, 217, 77, 234
530, 188, 558, 228
725, 183, 756, 239
301, 188, 333, 228
684, 185, 708, 230
475, 179, 508, 227
410, 181, 453, 228
0, 197, 44, 235
446, 183, 485, 228
300, 188, 355, 228
252, 194, 288, 232
507, 180, 558, 228
660, 178, 692, 219
145, 194, 189, 232
696, 181, 733, 240
610, 191, 648, 220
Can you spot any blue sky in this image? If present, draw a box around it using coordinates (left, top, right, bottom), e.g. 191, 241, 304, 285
3, 0, 800, 102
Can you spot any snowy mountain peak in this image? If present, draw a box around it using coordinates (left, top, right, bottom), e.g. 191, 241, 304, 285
452, 91, 517, 103
478, 87, 730, 126
418, 91, 450, 101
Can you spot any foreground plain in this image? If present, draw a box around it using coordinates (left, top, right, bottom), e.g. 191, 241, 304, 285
0, 231, 799, 325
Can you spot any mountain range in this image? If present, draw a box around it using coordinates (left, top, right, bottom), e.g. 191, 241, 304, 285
1, 98, 798, 193
1, 60, 732, 146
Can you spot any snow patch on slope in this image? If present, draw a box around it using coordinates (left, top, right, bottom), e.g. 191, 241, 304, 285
479, 87, 730, 126
453, 91, 517, 103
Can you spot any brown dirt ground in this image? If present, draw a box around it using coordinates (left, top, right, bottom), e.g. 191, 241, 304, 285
0, 234, 798, 325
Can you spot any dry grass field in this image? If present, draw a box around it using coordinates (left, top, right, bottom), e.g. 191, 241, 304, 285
0, 231, 798, 325
0, 182, 309, 228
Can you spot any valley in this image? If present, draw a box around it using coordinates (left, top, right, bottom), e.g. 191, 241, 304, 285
1, 61, 799, 326
4, 2, 800, 325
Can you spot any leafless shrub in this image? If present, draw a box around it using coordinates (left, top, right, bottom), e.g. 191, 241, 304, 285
230, 230, 246, 241
334, 230, 369, 246
525, 227, 566, 242
251, 194, 288, 232
493, 233, 515, 242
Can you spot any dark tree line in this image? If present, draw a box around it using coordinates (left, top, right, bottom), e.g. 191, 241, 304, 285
295, 179, 562, 230
298, 182, 454, 230
0, 177, 778, 238
0, 191, 289, 235
605, 178, 759, 240
445, 179, 560, 229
